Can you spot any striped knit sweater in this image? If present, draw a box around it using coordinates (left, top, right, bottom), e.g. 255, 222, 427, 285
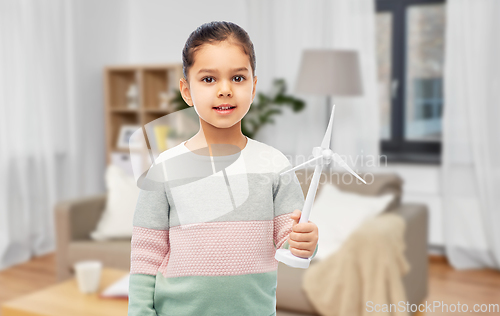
128, 136, 318, 316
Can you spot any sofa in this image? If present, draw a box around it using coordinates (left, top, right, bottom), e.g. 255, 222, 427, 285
54, 169, 428, 315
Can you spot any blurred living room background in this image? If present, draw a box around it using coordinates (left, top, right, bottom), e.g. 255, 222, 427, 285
1, 0, 499, 315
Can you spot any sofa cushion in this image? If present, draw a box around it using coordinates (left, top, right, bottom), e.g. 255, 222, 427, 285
295, 169, 403, 210
90, 164, 140, 240
308, 182, 395, 260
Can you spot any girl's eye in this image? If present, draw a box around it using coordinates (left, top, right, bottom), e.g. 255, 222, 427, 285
202, 77, 214, 83
233, 75, 245, 82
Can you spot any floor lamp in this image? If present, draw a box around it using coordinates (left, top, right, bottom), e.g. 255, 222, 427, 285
294, 49, 364, 148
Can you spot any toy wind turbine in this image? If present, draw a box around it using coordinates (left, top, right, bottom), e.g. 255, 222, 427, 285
275, 104, 367, 269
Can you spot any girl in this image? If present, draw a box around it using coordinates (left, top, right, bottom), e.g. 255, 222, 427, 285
128, 21, 318, 316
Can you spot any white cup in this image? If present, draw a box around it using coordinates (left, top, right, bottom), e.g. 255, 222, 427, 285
73, 260, 102, 294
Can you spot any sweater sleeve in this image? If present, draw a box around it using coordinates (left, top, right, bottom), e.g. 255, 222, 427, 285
272, 163, 303, 251
272, 162, 319, 260
128, 188, 170, 316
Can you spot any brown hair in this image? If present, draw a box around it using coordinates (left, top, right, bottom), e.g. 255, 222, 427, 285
182, 21, 256, 83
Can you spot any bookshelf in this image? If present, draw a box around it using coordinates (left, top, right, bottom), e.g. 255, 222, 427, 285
103, 64, 185, 178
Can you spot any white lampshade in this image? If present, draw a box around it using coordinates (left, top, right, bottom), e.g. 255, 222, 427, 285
295, 49, 363, 96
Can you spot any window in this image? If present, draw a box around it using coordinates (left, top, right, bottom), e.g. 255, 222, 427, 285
376, 0, 446, 163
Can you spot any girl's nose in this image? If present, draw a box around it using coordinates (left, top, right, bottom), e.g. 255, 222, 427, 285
218, 80, 232, 97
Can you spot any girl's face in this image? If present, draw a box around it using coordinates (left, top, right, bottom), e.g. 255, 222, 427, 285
180, 40, 257, 129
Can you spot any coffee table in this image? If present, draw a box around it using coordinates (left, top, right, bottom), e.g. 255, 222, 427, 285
2, 268, 129, 316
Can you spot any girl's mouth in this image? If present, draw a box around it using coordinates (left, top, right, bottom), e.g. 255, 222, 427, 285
213, 106, 236, 114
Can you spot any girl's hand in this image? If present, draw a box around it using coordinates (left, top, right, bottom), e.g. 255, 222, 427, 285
287, 209, 319, 259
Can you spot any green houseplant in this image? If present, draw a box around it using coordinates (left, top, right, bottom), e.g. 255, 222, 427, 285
171, 78, 306, 139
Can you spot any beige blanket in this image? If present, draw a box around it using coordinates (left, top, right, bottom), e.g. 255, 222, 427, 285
302, 213, 410, 316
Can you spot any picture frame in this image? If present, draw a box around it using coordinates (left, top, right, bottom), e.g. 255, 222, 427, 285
117, 125, 142, 150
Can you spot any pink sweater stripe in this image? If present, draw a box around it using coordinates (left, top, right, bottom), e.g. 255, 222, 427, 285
130, 226, 169, 275
160, 220, 281, 277
273, 213, 294, 249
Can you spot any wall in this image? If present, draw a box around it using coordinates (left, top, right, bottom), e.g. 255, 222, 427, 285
128, 0, 248, 64
71, 0, 130, 195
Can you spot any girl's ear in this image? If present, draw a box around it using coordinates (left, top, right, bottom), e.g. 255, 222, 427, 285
179, 78, 194, 106
252, 76, 258, 101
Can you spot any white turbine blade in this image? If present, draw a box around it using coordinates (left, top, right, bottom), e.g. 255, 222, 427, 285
280, 156, 322, 176
332, 153, 367, 184
321, 104, 336, 149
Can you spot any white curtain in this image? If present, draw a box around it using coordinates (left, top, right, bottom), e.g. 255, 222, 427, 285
0, 0, 83, 270
442, 0, 500, 270
245, 0, 380, 171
